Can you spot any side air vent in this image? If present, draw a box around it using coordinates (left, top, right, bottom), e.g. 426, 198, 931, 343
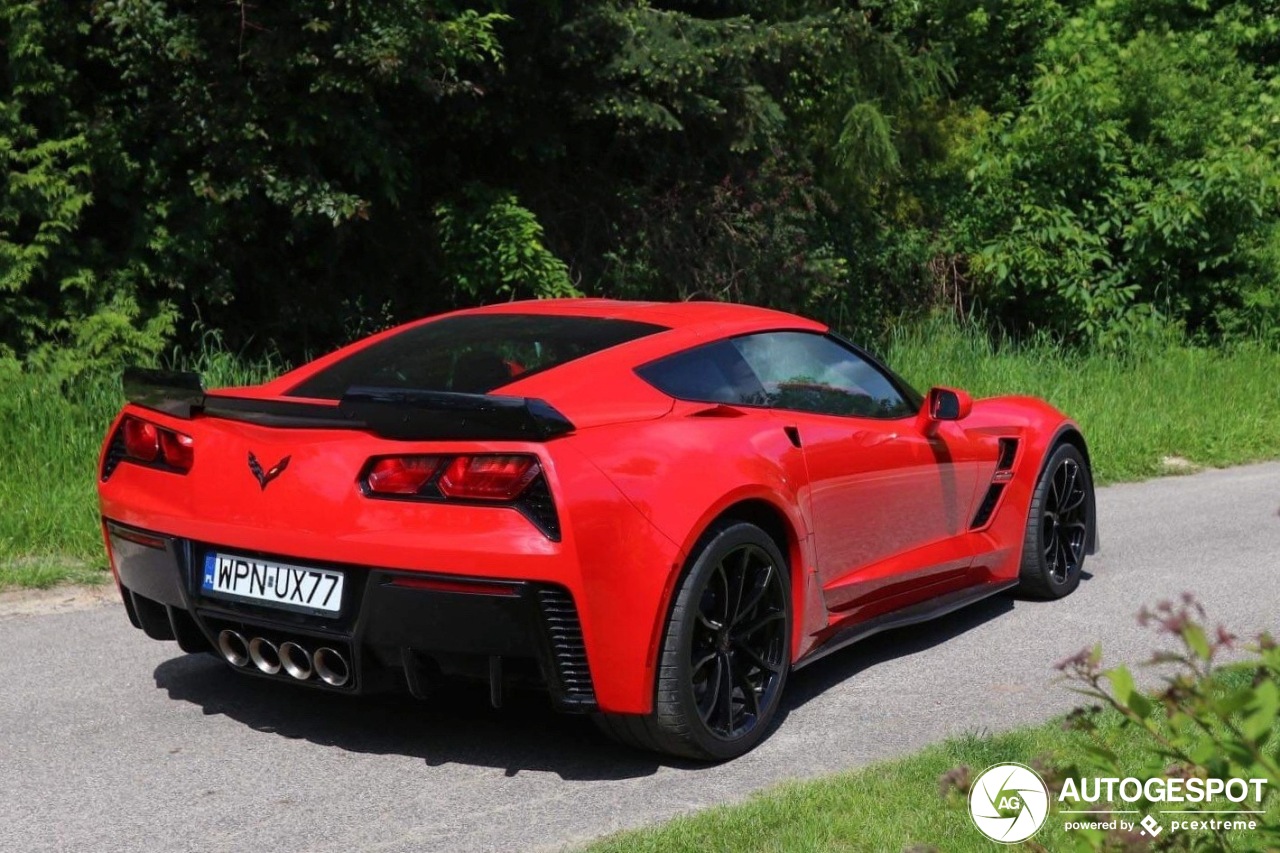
971, 483, 1007, 529
537, 587, 596, 709
971, 438, 1020, 529
996, 438, 1019, 471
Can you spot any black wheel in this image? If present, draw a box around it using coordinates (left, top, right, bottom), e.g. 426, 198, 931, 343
595, 521, 791, 760
1018, 443, 1094, 599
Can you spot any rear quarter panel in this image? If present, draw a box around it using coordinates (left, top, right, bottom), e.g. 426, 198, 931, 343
563, 410, 822, 664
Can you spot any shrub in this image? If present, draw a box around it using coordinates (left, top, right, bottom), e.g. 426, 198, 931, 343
947, 0, 1280, 347
940, 597, 1279, 851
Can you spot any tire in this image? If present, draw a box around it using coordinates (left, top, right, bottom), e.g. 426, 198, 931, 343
595, 521, 791, 761
1018, 442, 1094, 599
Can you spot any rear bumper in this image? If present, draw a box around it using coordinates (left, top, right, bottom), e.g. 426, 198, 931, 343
106, 520, 596, 711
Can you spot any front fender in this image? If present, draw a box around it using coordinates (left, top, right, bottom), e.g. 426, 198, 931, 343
964, 396, 1092, 578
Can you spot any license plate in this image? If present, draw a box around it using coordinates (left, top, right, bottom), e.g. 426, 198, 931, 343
202, 553, 345, 614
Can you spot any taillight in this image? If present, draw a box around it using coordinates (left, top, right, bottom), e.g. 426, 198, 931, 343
358, 452, 557, 538
439, 455, 540, 501
113, 415, 195, 474
122, 417, 160, 462
360, 453, 540, 501
364, 456, 443, 495
159, 430, 195, 471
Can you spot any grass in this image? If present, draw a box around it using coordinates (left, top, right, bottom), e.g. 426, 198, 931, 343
0, 343, 281, 589
586, 727, 1070, 853
3, 319, 1280, 588
584, 668, 1280, 853
884, 318, 1280, 484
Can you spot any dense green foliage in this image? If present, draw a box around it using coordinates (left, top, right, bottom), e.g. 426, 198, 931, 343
942, 0, 1280, 346
6, 0, 1275, 369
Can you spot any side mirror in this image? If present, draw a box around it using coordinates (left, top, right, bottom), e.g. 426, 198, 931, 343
926, 387, 973, 421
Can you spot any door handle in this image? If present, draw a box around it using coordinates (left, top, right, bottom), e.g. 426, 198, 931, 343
851, 430, 898, 447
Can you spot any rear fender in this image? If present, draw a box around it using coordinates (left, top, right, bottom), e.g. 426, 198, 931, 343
549, 445, 688, 714
656, 486, 819, 665
568, 415, 818, 678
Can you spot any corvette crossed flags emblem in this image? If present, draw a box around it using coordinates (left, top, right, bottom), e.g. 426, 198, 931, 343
247, 452, 291, 491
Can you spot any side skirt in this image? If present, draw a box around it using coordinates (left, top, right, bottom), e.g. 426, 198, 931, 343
793, 579, 1018, 671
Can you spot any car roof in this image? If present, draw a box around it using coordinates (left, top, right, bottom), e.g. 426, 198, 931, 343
458, 298, 822, 336
467, 300, 830, 426
259, 299, 828, 408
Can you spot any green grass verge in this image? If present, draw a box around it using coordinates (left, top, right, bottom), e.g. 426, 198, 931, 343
884, 318, 1280, 484
586, 727, 1067, 853
0, 346, 281, 588
3, 320, 1279, 588
583, 676, 1280, 853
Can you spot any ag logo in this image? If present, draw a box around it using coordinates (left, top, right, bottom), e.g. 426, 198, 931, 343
968, 763, 1050, 843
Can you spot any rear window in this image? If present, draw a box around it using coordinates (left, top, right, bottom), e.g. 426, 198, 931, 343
289, 314, 666, 399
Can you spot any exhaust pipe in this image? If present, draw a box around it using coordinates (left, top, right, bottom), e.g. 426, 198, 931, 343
217, 630, 250, 667
248, 638, 281, 675
313, 647, 350, 688
279, 641, 313, 681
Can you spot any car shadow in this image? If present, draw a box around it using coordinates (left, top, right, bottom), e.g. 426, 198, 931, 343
777, 592, 1016, 715
153, 654, 687, 781
154, 591, 1025, 774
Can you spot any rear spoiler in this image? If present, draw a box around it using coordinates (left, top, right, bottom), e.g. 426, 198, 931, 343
121, 367, 575, 441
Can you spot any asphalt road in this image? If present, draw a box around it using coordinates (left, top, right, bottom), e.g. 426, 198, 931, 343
2, 462, 1278, 853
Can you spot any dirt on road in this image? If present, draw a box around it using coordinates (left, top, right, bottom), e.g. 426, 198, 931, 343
0, 583, 116, 619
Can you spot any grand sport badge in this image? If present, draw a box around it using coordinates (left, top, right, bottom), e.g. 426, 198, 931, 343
969, 763, 1051, 843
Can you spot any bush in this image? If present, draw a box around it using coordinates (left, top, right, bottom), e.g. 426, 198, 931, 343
945, 0, 1280, 347
435, 187, 579, 303
0, 3, 176, 374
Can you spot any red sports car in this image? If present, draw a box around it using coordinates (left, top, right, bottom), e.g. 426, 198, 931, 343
98, 299, 1096, 759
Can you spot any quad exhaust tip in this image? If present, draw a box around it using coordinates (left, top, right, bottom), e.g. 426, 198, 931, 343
219, 630, 349, 688
313, 647, 350, 688
279, 641, 313, 681
217, 630, 249, 668
248, 637, 281, 675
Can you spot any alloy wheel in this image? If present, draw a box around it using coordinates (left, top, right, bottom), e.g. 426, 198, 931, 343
1041, 457, 1089, 583
690, 543, 788, 740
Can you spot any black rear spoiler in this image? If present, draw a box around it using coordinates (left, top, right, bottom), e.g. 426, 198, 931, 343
124, 367, 205, 418
121, 367, 575, 441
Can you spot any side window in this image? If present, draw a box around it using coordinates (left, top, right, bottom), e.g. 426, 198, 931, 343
636, 331, 915, 419
635, 340, 764, 404
732, 332, 915, 418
